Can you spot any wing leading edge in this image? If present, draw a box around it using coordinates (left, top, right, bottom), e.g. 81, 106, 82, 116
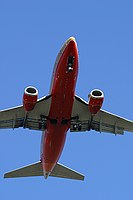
71, 95, 133, 135
1, 94, 133, 135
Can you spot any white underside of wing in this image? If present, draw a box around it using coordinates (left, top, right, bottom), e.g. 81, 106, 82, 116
0, 95, 52, 130
71, 95, 133, 134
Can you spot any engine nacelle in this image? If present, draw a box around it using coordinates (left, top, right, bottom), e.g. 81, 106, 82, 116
88, 89, 104, 115
23, 86, 38, 112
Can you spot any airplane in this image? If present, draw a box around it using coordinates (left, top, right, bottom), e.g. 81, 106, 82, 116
1, 37, 133, 181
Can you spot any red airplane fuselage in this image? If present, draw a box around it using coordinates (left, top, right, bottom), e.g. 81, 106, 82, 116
41, 38, 78, 176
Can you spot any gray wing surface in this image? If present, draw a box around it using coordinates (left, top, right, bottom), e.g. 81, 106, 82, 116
4, 161, 84, 181
0, 95, 51, 131
70, 95, 133, 135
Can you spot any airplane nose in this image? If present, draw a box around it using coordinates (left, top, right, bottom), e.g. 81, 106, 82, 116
66, 36, 77, 47
69, 36, 76, 42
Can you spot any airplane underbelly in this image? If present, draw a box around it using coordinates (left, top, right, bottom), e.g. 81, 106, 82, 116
41, 77, 75, 173
41, 38, 78, 173
41, 89, 74, 173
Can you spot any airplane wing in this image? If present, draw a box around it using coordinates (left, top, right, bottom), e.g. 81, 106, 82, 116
0, 95, 52, 131
70, 95, 133, 135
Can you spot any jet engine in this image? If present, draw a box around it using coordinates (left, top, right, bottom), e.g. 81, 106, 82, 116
23, 86, 38, 112
88, 89, 104, 115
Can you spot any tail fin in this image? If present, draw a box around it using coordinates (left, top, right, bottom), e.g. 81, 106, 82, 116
4, 161, 84, 181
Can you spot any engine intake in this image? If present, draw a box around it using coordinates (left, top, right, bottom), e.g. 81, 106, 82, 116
23, 86, 38, 112
88, 89, 104, 115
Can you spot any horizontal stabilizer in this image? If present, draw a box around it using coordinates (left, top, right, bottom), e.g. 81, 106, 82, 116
50, 163, 84, 181
4, 161, 43, 178
4, 161, 84, 181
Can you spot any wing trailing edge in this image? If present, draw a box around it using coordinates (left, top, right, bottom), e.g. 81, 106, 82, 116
71, 95, 133, 135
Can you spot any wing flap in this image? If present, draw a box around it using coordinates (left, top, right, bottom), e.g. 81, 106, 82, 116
71, 95, 133, 135
0, 95, 51, 130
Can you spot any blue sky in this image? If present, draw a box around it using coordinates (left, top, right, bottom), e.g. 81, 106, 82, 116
0, 0, 133, 199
